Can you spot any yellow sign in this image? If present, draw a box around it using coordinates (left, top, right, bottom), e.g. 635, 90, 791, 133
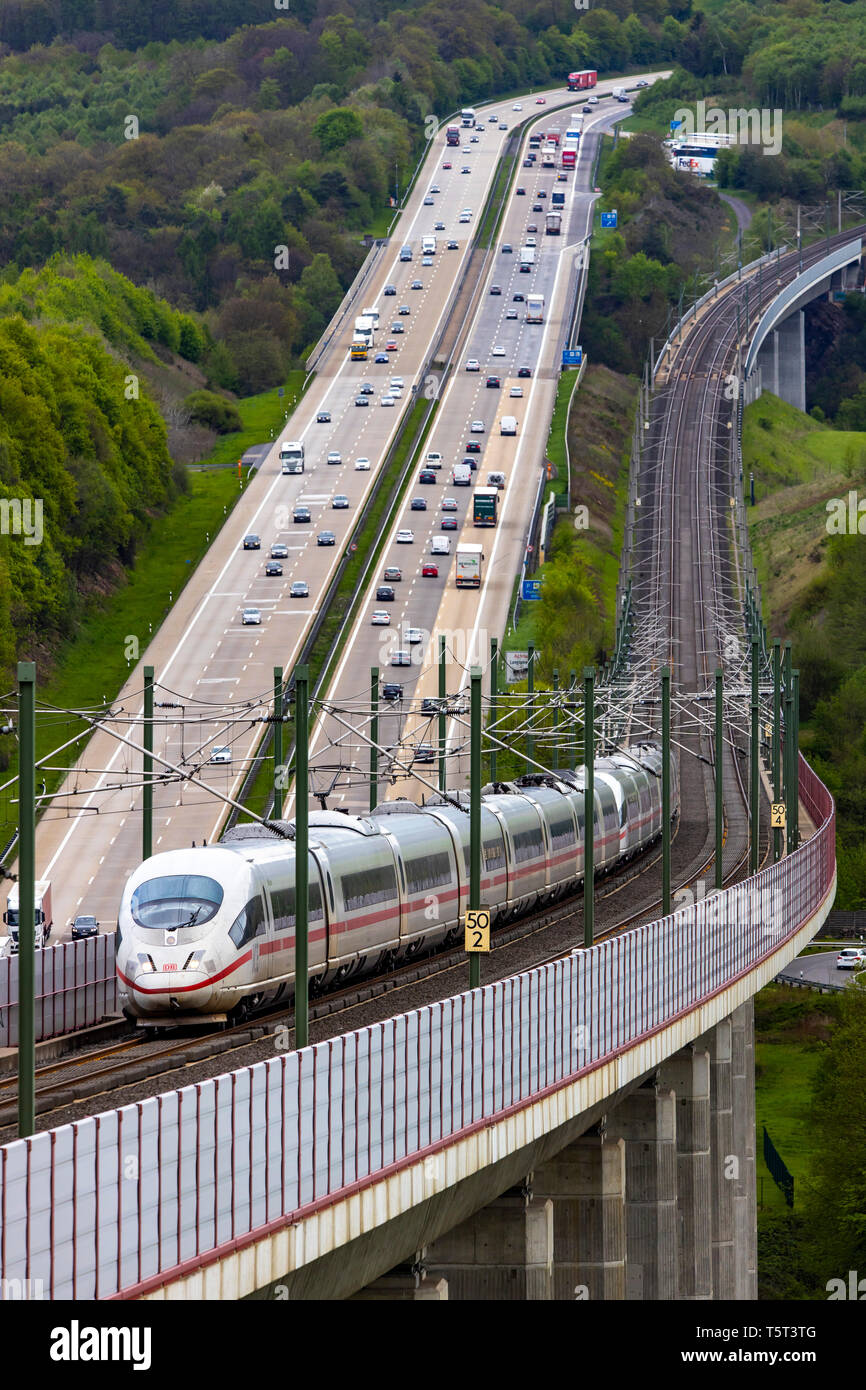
771, 802, 787, 828
465, 908, 491, 953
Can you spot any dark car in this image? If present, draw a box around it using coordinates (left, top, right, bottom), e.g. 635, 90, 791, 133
465, 441, 481, 453
317, 530, 336, 545
355, 396, 369, 407
486, 376, 500, 388
384, 284, 397, 295
418, 469, 437, 484
414, 745, 435, 764
447, 240, 459, 249
381, 683, 402, 701
518, 367, 532, 378
242, 533, 261, 549
463, 456, 478, 471
532, 203, 543, 212
70, 914, 98, 940
293, 507, 311, 523
490, 285, 501, 295
538, 190, 547, 198
441, 516, 458, 530
376, 585, 396, 601
375, 352, 389, 363
515, 187, 526, 195
522, 158, 533, 167
316, 411, 331, 423
410, 497, 427, 511
265, 560, 283, 576
513, 293, 524, 302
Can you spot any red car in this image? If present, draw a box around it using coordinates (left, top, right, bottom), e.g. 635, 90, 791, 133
422, 563, 439, 577
442, 161, 452, 169
385, 341, 398, 351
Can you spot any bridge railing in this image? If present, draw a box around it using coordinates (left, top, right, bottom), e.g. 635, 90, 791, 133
0, 765, 834, 1299
0, 935, 117, 1048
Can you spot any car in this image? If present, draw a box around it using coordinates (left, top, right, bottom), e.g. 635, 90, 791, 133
447, 240, 459, 249
532, 203, 543, 211
422, 563, 439, 577
538, 190, 547, 198
509, 385, 523, 397
390, 651, 411, 667
441, 497, 458, 511
382, 683, 402, 701
518, 366, 532, 378
385, 341, 398, 351
317, 531, 336, 546
459, 214, 470, 224
512, 103, 523, 111
476, 123, 486, 131
423, 196, 434, 205
390, 323, 404, 334
419, 469, 437, 484
293, 507, 311, 523
513, 293, 525, 302
380, 394, 396, 407
465, 441, 481, 452
462, 455, 478, 471
583, 103, 593, 113
332, 495, 349, 509
355, 457, 371, 471
398, 304, 410, 315
425, 451, 443, 468
486, 376, 500, 388
461, 166, 471, 174
557, 172, 567, 182
490, 285, 501, 295
470, 135, 479, 143
535, 97, 546, 106
316, 411, 331, 423
836, 948, 866, 970
70, 914, 99, 939
462, 207, 473, 217
383, 566, 402, 582
411, 280, 423, 290
242, 607, 261, 624
470, 420, 485, 432
528, 152, 536, 162
435, 221, 445, 231
384, 284, 397, 295
265, 560, 283, 576
290, 580, 309, 597
491, 346, 505, 356
441, 516, 458, 530
636, 79, 649, 89
396, 529, 414, 543
525, 237, 537, 247
465, 358, 480, 371
374, 352, 389, 363
405, 627, 423, 645
506, 309, 518, 320
355, 395, 369, 407
442, 160, 452, 169
527, 224, 538, 233
523, 159, 533, 168
422, 256, 433, 267
430, 184, 441, 193
516, 187, 526, 196
360, 382, 375, 394
243, 534, 261, 549
414, 744, 435, 764
271, 542, 288, 557
410, 497, 427, 511
377, 587, 396, 603
498, 122, 507, 130
371, 610, 391, 625
327, 451, 342, 465
390, 377, 404, 391
209, 747, 232, 765
487, 471, 506, 489
587, 95, 599, 105
501, 244, 512, 253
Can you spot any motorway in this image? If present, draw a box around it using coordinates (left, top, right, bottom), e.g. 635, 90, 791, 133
7, 73, 671, 939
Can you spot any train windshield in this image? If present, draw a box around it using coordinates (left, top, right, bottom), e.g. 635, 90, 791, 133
130, 874, 224, 929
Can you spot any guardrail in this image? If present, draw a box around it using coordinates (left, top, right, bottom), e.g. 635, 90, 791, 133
0, 936, 117, 1048
0, 755, 833, 1299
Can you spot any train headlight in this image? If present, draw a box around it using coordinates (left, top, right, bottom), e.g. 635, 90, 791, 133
182, 951, 206, 972
136, 953, 156, 973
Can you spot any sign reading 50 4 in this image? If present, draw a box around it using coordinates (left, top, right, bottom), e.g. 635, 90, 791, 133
465, 908, 491, 953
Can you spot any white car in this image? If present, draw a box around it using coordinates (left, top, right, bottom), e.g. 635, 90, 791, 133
355, 457, 371, 470
371, 610, 391, 626
491, 346, 506, 357
210, 746, 232, 764
465, 358, 480, 371
430, 184, 441, 193
470, 420, 485, 432
396, 529, 414, 543
390, 377, 404, 391
462, 208, 472, 216
836, 948, 866, 970
506, 308, 518, 319
327, 451, 342, 465
405, 627, 423, 645
380, 395, 396, 407
509, 386, 523, 397
441, 497, 458, 511
242, 607, 261, 625
459, 213, 470, 223
390, 650, 411, 667
525, 237, 537, 247
422, 256, 433, 266
512, 103, 522, 111
587, 95, 599, 105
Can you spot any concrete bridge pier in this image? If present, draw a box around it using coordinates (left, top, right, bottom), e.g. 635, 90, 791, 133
606, 1082, 678, 1299
705, 1017, 735, 1297
657, 1043, 713, 1299
422, 1182, 554, 1300
533, 1129, 627, 1300
731, 1000, 758, 1298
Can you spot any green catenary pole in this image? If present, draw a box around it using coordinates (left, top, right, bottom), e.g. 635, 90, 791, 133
750, 635, 760, 874
583, 667, 594, 948
369, 667, 379, 813
489, 638, 498, 784
438, 635, 447, 794
470, 666, 482, 990
569, 671, 577, 769
17, 661, 35, 1139
772, 640, 781, 862
294, 666, 309, 1049
553, 669, 560, 771
143, 665, 153, 861
526, 643, 535, 774
715, 668, 724, 891
784, 644, 794, 856
792, 668, 800, 851
273, 666, 284, 819
662, 665, 671, 915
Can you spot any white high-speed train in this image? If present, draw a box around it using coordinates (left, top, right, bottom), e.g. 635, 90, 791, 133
117, 744, 678, 1027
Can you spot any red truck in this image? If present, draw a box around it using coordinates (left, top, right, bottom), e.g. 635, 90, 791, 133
446, 125, 461, 146
561, 148, 576, 169
567, 69, 597, 91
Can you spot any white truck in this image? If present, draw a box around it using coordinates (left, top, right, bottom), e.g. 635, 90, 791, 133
500, 415, 519, 435
354, 315, 375, 345
612, 86, 628, 102
519, 246, 536, 271
456, 543, 484, 588
279, 440, 305, 474
421, 235, 436, 256
3, 880, 52, 954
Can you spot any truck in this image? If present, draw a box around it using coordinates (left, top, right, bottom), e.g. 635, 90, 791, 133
461, 107, 476, 127
280, 440, 305, 473
551, 190, 565, 207
612, 86, 628, 103
452, 462, 472, 486
473, 487, 499, 526
421, 235, 436, 256
545, 212, 561, 236
500, 415, 518, 435
545, 130, 560, 146
350, 338, 368, 360
541, 148, 556, 168
456, 543, 484, 587
446, 125, 461, 146
4, 880, 52, 954
567, 69, 597, 91
519, 246, 536, 271
525, 293, 544, 324
354, 315, 375, 345
361, 305, 380, 328
561, 148, 576, 170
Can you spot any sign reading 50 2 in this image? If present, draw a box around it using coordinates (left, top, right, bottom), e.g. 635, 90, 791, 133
465, 908, 491, 953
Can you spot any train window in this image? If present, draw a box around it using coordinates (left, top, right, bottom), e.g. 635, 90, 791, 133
548, 816, 575, 850
342, 863, 398, 913
462, 838, 506, 873
511, 828, 544, 862
405, 851, 452, 895
130, 874, 224, 930
270, 881, 324, 933
229, 895, 267, 950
